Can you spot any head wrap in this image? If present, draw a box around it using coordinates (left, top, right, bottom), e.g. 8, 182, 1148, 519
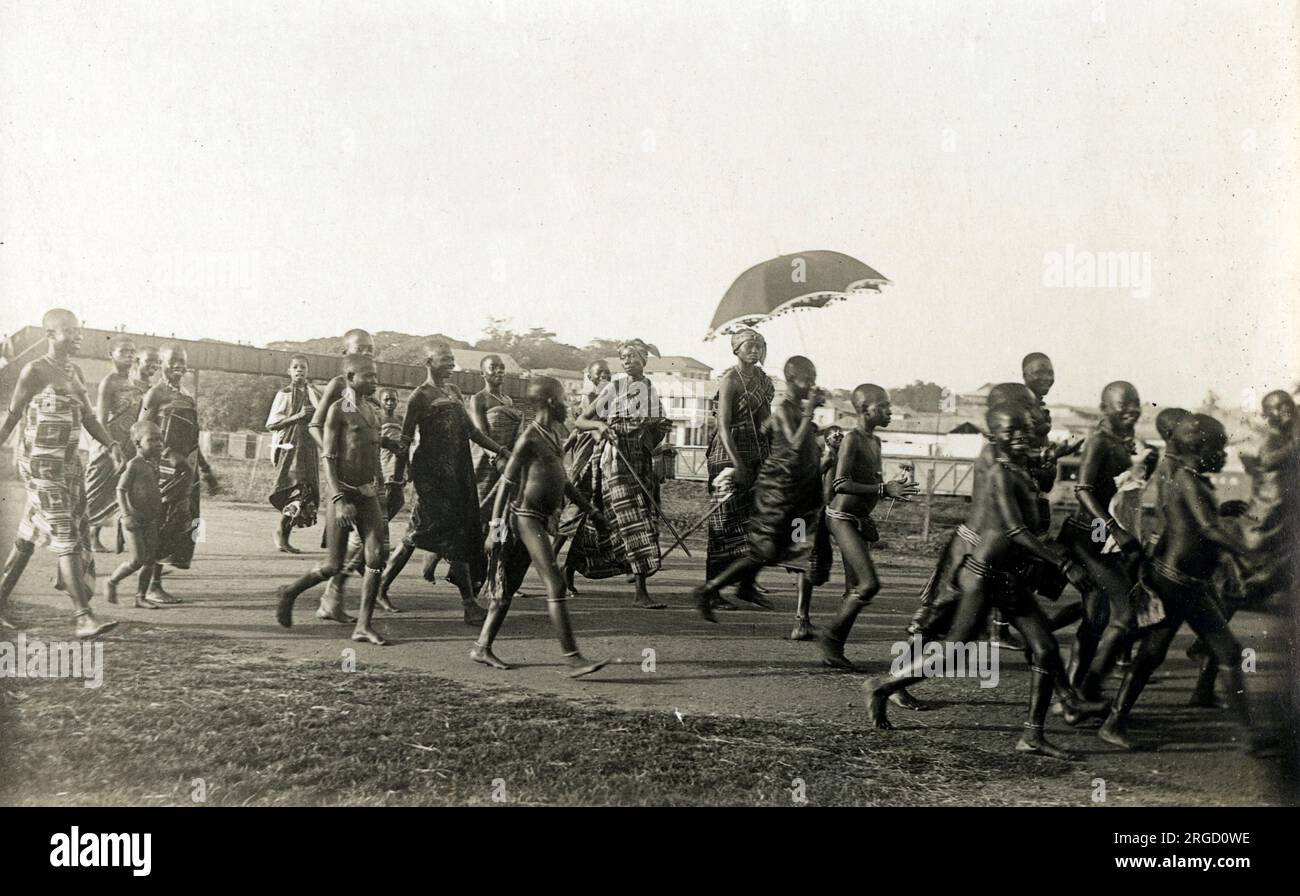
730, 328, 767, 364
619, 339, 649, 365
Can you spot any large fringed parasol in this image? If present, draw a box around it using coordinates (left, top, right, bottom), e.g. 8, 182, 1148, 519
705, 250, 890, 340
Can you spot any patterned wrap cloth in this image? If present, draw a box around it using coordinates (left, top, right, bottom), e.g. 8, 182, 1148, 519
15, 359, 97, 594
84, 376, 146, 528
705, 361, 774, 578
567, 374, 668, 579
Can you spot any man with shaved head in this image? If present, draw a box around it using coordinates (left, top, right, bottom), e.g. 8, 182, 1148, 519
0, 309, 118, 637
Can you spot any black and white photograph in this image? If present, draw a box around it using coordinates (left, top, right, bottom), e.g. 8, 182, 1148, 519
0, 0, 1297, 865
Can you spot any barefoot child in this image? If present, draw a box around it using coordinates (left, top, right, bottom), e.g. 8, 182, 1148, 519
694, 356, 826, 622
103, 421, 165, 608
304, 328, 380, 622
1098, 414, 1264, 752
276, 356, 391, 645
817, 385, 919, 669
865, 403, 1097, 760
1059, 381, 1143, 702
470, 377, 608, 677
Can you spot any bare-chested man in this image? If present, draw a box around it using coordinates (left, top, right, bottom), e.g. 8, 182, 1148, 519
0, 309, 118, 638
276, 356, 391, 645
471, 377, 608, 677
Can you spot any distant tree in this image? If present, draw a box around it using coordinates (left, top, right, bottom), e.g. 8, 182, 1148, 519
889, 380, 947, 413
198, 371, 284, 432
474, 318, 589, 371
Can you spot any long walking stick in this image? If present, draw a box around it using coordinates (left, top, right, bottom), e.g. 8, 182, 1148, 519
607, 438, 693, 559
660, 483, 755, 561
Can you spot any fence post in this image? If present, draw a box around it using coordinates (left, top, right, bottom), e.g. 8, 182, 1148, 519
922, 467, 935, 541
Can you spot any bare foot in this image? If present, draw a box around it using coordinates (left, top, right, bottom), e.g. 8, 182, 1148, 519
351, 627, 389, 646
0, 613, 15, 631
90, 535, 110, 553
633, 594, 667, 610
565, 654, 609, 679
148, 584, 182, 605
276, 586, 295, 628
788, 618, 816, 641
376, 594, 401, 614
818, 633, 857, 671
692, 586, 717, 623
890, 689, 927, 711
863, 678, 894, 730
1098, 717, 1145, 751
133, 595, 161, 610
104, 578, 119, 605
74, 611, 119, 640
1016, 731, 1078, 761
316, 588, 355, 623
470, 644, 511, 669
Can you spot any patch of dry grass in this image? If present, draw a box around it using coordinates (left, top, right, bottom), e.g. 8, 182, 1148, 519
0, 606, 1075, 807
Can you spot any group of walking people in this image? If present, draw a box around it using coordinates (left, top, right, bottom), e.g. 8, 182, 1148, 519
0, 309, 1294, 757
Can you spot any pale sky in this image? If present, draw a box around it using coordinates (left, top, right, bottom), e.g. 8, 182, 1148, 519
2, 0, 1297, 408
